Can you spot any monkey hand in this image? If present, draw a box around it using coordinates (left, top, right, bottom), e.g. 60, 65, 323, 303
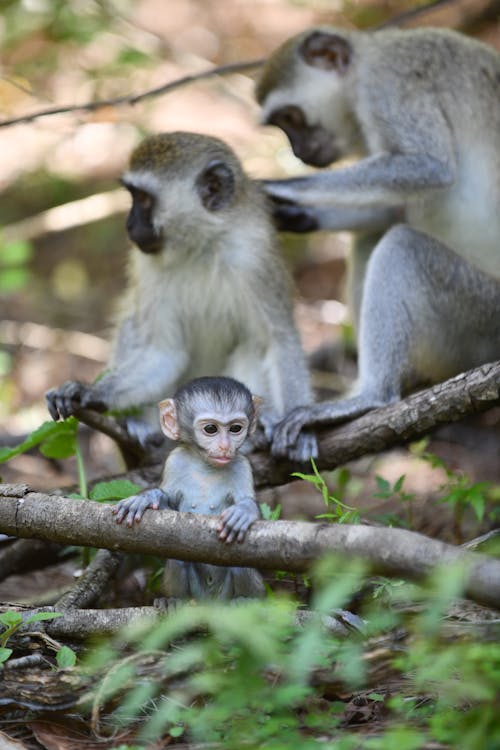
288, 430, 318, 463
45, 381, 107, 421
217, 498, 259, 544
264, 192, 320, 233
271, 405, 320, 459
112, 487, 167, 527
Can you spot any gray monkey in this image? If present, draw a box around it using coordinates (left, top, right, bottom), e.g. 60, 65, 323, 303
46, 132, 317, 462
113, 376, 265, 601
256, 26, 500, 455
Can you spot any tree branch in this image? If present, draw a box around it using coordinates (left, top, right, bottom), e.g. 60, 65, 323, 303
1, 485, 500, 610
251, 360, 500, 486
0, 59, 264, 129
70, 360, 500, 483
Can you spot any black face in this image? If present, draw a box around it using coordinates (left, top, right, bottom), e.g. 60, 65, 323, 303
122, 182, 163, 254
195, 160, 235, 211
267, 105, 340, 167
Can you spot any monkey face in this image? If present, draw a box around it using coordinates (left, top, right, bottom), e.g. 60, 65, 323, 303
266, 105, 340, 167
194, 412, 250, 468
122, 180, 164, 254
258, 28, 357, 167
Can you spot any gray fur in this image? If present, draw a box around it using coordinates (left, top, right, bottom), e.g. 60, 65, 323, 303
113, 377, 265, 601
257, 27, 500, 453
46, 132, 316, 462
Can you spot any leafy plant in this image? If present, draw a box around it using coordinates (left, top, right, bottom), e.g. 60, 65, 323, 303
373, 474, 416, 527
0, 609, 70, 667
293, 459, 360, 524
259, 501, 282, 520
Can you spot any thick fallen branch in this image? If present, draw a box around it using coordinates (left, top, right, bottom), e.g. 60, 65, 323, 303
1, 485, 499, 610
73, 360, 500, 485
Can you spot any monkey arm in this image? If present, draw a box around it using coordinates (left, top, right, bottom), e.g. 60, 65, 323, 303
46, 346, 188, 421
263, 152, 455, 208
269, 196, 405, 233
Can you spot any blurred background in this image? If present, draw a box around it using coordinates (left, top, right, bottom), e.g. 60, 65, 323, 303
1, 0, 500, 536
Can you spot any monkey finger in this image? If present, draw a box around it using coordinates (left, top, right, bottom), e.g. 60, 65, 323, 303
45, 390, 61, 421
271, 201, 320, 233
289, 431, 318, 463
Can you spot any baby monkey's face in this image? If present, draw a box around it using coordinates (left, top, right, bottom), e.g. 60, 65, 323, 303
194, 411, 250, 467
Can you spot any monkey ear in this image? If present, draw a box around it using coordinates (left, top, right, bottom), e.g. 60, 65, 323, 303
196, 160, 235, 211
158, 398, 180, 440
299, 31, 352, 74
249, 395, 262, 434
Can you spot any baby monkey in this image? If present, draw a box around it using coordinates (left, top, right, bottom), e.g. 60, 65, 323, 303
113, 376, 265, 600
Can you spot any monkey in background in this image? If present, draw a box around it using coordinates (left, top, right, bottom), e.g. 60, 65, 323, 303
46, 131, 317, 462
256, 26, 500, 455
113, 376, 265, 601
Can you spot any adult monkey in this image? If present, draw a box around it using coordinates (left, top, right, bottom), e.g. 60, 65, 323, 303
46, 132, 316, 462
256, 26, 500, 456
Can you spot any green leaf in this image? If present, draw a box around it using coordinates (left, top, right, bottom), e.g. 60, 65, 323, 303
0, 647, 13, 664
0, 612, 23, 628
375, 476, 391, 495
169, 726, 185, 738
0, 240, 33, 266
468, 492, 486, 522
24, 611, 63, 625
40, 431, 77, 459
0, 418, 78, 463
0, 267, 30, 292
56, 645, 77, 668
393, 475, 406, 493
89, 479, 143, 502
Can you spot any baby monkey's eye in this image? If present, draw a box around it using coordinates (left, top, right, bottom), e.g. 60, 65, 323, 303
203, 424, 218, 435
229, 424, 243, 433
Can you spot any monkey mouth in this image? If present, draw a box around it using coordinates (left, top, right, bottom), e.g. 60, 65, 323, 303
209, 455, 232, 467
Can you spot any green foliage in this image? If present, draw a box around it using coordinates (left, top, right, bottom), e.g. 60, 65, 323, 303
374, 473, 415, 526
89, 480, 143, 502
0, 418, 78, 463
259, 501, 282, 520
293, 460, 360, 524
80, 557, 500, 748
0, 239, 33, 293
85, 567, 365, 748
0, 609, 64, 666
56, 644, 77, 668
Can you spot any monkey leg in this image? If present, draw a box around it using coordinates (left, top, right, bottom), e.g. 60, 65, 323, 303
272, 224, 500, 454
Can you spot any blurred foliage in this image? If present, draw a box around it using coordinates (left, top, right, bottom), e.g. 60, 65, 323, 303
80, 557, 500, 748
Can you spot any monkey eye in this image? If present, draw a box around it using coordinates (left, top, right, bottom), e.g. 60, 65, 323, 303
203, 424, 218, 435
229, 424, 243, 434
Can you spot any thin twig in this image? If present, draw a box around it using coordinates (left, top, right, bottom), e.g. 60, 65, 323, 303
0, 59, 264, 129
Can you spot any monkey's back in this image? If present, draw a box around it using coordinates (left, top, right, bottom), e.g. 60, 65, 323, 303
359, 28, 500, 278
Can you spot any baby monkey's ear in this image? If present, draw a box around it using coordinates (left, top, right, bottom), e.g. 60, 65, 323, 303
250, 395, 263, 433
158, 398, 180, 440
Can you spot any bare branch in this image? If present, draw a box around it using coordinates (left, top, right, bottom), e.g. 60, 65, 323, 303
251, 360, 500, 487
0, 59, 264, 129
69, 360, 500, 482
1, 485, 500, 609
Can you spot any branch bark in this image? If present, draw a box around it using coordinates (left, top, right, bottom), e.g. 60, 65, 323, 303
1, 485, 500, 610
251, 361, 500, 486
